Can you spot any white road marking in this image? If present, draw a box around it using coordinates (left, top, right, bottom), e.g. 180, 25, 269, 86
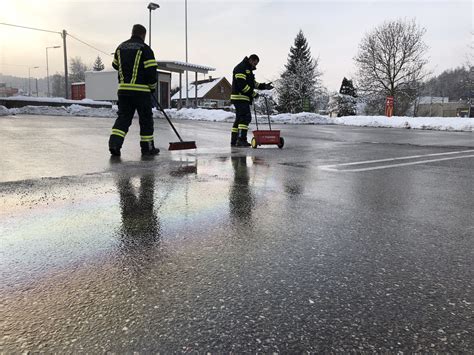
320, 150, 474, 172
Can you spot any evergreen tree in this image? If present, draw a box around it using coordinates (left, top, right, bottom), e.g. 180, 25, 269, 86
277, 30, 322, 113
339, 77, 357, 97
93, 56, 105, 71
328, 77, 358, 117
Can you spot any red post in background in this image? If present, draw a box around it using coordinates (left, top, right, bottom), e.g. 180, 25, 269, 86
385, 96, 394, 117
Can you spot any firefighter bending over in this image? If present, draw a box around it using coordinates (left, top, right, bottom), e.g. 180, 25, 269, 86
230, 54, 273, 147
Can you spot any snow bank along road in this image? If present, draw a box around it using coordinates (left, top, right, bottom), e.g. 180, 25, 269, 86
1, 116, 473, 352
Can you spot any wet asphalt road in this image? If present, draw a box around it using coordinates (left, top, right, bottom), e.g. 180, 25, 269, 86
1, 115, 473, 352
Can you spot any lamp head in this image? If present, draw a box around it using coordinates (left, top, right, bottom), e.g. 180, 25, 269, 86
147, 2, 159, 10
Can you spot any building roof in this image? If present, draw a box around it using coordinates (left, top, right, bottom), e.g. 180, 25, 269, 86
156, 61, 215, 74
171, 77, 227, 100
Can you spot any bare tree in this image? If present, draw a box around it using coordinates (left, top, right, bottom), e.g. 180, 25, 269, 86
69, 56, 89, 83
51, 73, 66, 98
355, 18, 429, 115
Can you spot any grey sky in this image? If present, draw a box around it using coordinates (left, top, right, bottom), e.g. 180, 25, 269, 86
0, 0, 472, 91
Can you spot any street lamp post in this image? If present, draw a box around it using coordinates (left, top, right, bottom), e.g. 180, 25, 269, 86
28, 66, 39, 96
147, 2, 160, 47
46, 46, 61, 97
185, 0, 189, 107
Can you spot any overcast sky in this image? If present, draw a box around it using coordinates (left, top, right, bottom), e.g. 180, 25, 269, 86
0, 0, 472, 91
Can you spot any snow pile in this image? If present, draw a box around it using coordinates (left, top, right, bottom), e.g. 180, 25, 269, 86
0, 105, 10, 116
4, 95, 112, 106
6, 105, 117, 118
67, 104, 117, 118
2, 104, 472, 132
157, 108, 235, 122
271, 112, 331, 125
333, 115, 474, 132
10, 105, 69, 116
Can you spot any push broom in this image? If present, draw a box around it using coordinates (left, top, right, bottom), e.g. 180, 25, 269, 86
151, 94, 197, 151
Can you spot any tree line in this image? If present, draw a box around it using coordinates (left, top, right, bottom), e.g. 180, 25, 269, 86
51, 55, 105, 97
274, 19, 472, 116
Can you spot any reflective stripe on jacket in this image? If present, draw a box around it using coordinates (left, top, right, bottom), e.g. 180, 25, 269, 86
231, 57, 264, 103
112, 36, 157, 94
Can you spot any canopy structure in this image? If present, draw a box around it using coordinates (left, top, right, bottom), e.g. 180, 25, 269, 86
156, 61, 216, 108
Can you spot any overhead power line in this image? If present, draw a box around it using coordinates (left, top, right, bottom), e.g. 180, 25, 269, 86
1, 22, 113, 97
0, 22, 61, 35
67, 33, 113, 57
0, 23, 112, 57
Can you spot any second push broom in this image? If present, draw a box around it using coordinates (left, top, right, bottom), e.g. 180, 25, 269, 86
151, 94, 197, 151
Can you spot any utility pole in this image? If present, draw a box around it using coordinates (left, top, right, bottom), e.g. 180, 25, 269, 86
62, 30, 69, 99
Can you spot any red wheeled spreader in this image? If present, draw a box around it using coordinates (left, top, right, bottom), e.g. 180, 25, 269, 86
251, 96, 284, 149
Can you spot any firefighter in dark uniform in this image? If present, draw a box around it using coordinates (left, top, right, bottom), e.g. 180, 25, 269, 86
230, 54, 273, 147
109, 24, 159, 156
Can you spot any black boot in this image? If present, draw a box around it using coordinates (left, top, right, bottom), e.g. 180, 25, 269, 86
236, 129, 250, 147
109, 135, 123, 156
141, 141, 160, 156
230, 131, 238, 147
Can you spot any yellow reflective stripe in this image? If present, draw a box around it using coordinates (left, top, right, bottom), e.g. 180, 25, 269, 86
112, 59, 118, 66
131, 50, 142, 84
119, 83, 150, 89
144, 63, 158, 69
112, 129, 126, 137
118, 87, 151, 92
242, 85, 251, 93
255, 81, 260, 88
118, 84, 151, 92
235, 73, 246, 80
238, 124, 248, 130
140, 135, 154, 142
144, 59, 157, 68
252, 92, 258, 97
149, 83, 157, 89
231, 94, 250, 101
117, 50, 124, 83
231, 127, 239, 133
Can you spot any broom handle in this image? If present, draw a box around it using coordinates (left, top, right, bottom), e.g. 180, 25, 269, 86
151, 94, 184, 142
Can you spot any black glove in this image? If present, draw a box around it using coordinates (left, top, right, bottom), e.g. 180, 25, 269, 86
264, 82, 274, 90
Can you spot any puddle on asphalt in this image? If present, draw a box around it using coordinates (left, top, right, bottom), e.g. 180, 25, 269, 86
1, 156, 295, 289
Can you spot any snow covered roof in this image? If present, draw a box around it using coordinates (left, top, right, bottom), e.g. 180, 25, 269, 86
156, 61, 215, 74
171, 77, 226, 100
85, 60, 215, 75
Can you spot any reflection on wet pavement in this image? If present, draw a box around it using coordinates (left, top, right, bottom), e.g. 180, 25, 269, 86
1, 119, 473, 352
